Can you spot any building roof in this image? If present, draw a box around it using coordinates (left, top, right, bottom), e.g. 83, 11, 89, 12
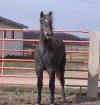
0, 16, 28, 28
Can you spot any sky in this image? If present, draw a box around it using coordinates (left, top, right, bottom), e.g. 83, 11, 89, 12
0, 0, 100, 32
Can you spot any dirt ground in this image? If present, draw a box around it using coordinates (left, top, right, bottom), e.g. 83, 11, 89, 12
0, 92, 100, 105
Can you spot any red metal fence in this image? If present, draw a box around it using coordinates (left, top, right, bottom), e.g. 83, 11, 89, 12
0, 29, 90, 88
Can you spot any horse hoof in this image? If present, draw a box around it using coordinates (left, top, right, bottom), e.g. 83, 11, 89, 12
50, 104, 55, 105
63, 97, 66, 102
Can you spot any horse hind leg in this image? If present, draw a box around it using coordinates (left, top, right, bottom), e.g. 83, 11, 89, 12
57, 69, 66, 101
60, 75, 66, 101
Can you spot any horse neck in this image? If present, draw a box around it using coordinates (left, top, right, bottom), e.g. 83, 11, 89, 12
39, 32, 46, 52
39, 30, 55, 51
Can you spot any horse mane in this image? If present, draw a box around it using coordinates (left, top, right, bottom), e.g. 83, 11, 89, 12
49, 13, 54, 30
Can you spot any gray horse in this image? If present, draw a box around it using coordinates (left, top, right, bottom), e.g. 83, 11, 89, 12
34, 11, 66, 105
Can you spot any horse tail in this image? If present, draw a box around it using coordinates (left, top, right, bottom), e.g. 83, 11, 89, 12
55, 51, 66, 80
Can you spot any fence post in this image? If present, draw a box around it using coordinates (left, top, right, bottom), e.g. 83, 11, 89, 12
87, 32, 100, 98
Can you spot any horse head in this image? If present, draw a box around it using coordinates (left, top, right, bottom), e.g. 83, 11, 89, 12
40, 11, 53, 40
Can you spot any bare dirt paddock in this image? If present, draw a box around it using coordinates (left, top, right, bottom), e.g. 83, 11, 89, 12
0, 91, 100, 105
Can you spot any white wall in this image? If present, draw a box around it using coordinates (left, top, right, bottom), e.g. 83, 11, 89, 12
0, 31, 3, 57
5, 31, 23, 56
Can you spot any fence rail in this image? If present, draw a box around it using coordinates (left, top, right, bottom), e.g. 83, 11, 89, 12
0, 29, 90, 90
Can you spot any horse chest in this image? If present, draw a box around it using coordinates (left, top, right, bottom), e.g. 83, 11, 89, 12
42, 50, 60, 67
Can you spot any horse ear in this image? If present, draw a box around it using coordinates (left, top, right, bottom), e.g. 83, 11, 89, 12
40, 11, 44, 18
49, 11, 52, 16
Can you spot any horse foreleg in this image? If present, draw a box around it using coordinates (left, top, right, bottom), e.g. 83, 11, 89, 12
49, 70, 55, 105
36, 70, 43, 105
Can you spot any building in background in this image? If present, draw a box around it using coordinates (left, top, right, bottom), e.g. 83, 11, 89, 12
0, 16, 28, 57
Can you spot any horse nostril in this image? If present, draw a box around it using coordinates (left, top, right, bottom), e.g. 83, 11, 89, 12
47, 33, 50, 36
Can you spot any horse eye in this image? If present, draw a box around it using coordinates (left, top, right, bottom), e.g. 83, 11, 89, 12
40, 21, 43, 24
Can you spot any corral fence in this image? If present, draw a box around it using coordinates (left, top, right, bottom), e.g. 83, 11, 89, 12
0, 29, 99, 98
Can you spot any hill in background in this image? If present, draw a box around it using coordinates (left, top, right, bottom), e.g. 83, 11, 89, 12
23, 32, 89, 48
